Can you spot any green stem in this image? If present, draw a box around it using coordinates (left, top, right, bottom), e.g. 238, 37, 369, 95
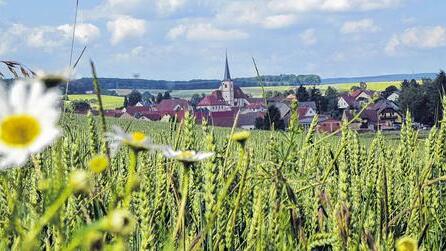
226, 148, 248, 247
23, 186, 74, 249
172, 164, 191, 241
124, 149, 138, 208
65, 221, 104, 251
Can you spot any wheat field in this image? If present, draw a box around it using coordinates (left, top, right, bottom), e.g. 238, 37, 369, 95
1, 95, 445, 250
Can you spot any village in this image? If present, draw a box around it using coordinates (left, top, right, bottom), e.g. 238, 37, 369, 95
74, 55, 405, 133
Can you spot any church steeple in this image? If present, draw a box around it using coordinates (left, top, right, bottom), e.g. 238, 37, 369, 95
223, 51, 231, 81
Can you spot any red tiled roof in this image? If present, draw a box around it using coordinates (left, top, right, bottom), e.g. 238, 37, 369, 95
246, 103, 266, 109
234, 86, 249, 99
351, 89, 375, 99
157, 99, 190, 113
298, 107, 315, 118
198, 95, 227, 106
123, 106, 156, 115
246, 98, 264, 104
339, 94, 357, 106
139, 111, 161, 121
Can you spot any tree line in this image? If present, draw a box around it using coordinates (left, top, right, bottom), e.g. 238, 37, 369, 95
65, 74, 321, 94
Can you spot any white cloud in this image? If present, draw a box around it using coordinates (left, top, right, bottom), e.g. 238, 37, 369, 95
57, 23, 101, 43
216, 2, 298, 29
341, 18, 379, 34
167, 23, 249, 41
268, 0, 403, 13
107, 16, 147, 45
385, 26, 446, 54
115, 46, 145, 60
299, 28, 317, 45
157, 0, 186, 14
262, 15, 298, 29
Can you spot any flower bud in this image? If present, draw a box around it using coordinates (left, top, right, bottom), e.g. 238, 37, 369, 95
104, 209, 135, 235
69, 170, 90, 193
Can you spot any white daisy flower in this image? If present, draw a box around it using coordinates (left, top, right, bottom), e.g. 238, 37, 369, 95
0, 79, 61, 169
106, 126, 160, 155
161, 147, 214, 163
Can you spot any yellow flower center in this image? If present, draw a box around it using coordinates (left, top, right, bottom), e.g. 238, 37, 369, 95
89, 154, 109, 174
131, 131, 146, 143
0, 115, 41, 148
178, 151, 194, 159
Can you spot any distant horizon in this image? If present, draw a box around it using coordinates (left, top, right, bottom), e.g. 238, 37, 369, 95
1, 0, 445, 80
71, 71, 439, 83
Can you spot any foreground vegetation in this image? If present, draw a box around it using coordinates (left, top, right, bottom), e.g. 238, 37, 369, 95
1, 95, 445, 250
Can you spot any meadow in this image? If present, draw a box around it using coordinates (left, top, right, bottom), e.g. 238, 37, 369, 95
2, 98, 445, 250
68, 94, 124, 109
106, 81, 399, 101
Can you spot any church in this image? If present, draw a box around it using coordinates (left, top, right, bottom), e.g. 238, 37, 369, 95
197, 54, 258, 112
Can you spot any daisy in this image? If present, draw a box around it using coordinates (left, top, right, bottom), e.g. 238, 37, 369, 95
0, 79, 60, 169
106, 126, 160, 155
161, 147, 214, 163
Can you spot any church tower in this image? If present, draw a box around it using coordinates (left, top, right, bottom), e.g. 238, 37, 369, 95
220, 52, 235, 106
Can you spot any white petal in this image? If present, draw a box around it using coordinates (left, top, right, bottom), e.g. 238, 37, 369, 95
29, 127, 60, 153
0, 151, 29, 169
0, 81, 10, 117
9, 80, 28, 114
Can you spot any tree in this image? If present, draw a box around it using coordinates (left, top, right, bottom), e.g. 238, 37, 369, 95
123, 96, 128, 108
142, 91, 153, 104
156, 93, 163, 103
127, 90, 142, 106
325, 87, 341, 119
350, 86, 361, 91
163, 91, 171, 100
308, 86, 323, 112
381, 85, 399, 99
262, 105, 285, 130
398, 74, 445, 126
255, 117, 264, 130
359, 81, 367, 89
70, 100, 91, 112
190, 94, 203, 107
296, 85, 309, 101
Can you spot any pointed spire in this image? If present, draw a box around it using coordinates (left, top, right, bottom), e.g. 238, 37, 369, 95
224, 50, 231, 81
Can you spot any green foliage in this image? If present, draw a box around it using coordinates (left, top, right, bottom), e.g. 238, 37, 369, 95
1, 103, 446, 250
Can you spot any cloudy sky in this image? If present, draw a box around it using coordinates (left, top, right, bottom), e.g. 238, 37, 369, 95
0, 0, 445, 80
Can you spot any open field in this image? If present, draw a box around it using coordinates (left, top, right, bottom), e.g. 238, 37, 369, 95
3, 110, 443, 250
111, 81, 400, 99
68, 94, 124, 109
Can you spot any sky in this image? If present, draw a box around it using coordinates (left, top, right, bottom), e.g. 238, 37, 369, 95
0, 0, 445, 80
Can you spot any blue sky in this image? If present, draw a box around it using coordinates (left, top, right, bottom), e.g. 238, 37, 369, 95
0, 0, 445, 80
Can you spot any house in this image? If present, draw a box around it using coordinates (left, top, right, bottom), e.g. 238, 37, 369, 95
198, 53, 253, 112
208, 110, 238, 128
299, 101, 317, 111
157, 99, 192, 117
317, 118, 341, 133
372, 99, 403, 130
122, 106, 157, 118
238, 112, 265, 130
338, 90, 375, 110
342, 99, 403, 131
103, 109, 123, 118
241, 103, 267, 114
197, 92, 232, 112
338, 94, 357, 110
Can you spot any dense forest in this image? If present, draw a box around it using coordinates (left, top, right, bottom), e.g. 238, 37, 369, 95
66, 74, 321, 94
